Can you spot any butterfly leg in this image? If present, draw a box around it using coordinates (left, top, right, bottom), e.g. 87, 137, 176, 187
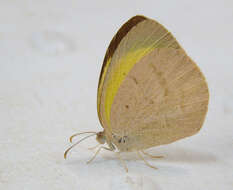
141, 150, 164, 159
88, 144, 100, 150
116, 152, 128, 172
137, 151, 158, 170
86, 146, 113, 164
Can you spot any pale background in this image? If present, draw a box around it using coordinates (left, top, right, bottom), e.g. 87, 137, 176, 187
0, 0, 232, 189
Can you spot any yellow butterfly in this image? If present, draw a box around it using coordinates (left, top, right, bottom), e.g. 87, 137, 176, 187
64, 15, 209, 172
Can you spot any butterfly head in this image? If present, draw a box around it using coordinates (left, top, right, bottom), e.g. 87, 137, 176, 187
96, 131, 116, 151
96, 131, 106, 144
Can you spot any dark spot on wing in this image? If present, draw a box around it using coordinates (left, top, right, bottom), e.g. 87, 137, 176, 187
132, 76, 138, 84
123, 136, 128, 143
149, 99, 154, 104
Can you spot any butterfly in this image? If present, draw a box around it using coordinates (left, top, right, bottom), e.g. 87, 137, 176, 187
64, 15, 209, 172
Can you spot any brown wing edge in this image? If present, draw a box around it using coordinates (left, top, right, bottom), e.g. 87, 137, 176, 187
97, 15, 147, 90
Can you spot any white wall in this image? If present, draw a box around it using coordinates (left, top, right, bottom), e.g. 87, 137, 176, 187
0, 1, 232, 189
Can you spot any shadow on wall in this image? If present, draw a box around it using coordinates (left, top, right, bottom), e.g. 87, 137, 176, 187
146, 146, 217, 164
99, 145, 217, 164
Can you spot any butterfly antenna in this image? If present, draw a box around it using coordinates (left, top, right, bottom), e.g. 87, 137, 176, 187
64, 133, 96, 159
69, 132, 97, 143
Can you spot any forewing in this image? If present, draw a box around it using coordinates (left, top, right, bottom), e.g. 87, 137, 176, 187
98, 16, 180, 133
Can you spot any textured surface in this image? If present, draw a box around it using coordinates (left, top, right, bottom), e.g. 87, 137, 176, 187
0, 1, 233, 190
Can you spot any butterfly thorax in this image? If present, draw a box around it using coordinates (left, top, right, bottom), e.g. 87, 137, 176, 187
98, 130, 136, 152
111, 132, 134, 152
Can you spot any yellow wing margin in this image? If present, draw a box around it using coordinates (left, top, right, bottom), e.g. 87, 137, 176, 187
97, 15, 147, 125
98, 16, 181, 131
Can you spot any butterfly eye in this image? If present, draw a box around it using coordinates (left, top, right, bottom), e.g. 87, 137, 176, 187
96, 132, 106, 144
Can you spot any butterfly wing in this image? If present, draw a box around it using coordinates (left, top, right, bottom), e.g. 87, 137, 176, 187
110, 47, 209, 151
97, 16, 180, 135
